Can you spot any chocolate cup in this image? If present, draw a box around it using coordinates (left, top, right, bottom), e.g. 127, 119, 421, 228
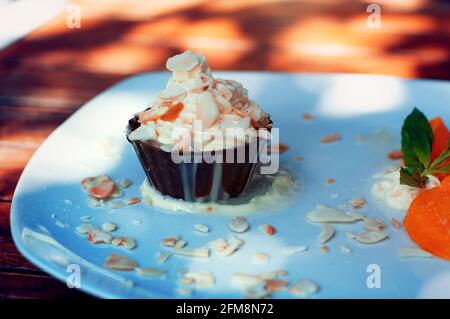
126, 116, 269, 202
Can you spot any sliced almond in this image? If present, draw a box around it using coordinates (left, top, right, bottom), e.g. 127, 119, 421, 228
289, 279, 319, 298
196, 91, 219, 128
157, 251, 173, 264
76, 223, 98, 234
193, 223, 210, 233
174, 239, 187, 249
340, 245, 352, 253
283, 245, 307, 255
159, 83, 186, 101
135, 267, 166, 277
265, 279, 288, 293
105, 253, 137, 271
363, 217, 386, 232
173, 247, 210, 258
101, 222, 117, 233
391, 218, 402, 229
398, 246, 433, 258
184, 271, 215, 288
352, 230, 388, 244
307, 205, 364, 223
87, 229, 113, 244
161, 236, 179, 247
228, 216, 249, 233
125, 197, 141, 206
253, 252, 270, 264
208, 238, 228, 252
317, 224, 335, 244
220, 236, 244, 257
351, 197, 366, 208
166, 50, 199, 72
111, 237, 136, 250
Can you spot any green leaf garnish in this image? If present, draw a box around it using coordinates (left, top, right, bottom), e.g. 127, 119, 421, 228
400, 108, 450, 188
401, 108, 433, 169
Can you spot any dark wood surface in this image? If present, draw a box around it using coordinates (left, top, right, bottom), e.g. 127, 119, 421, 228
1, 0, 449, 299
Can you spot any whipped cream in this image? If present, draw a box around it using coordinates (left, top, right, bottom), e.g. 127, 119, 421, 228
371, 168, 440, 210
129, 51, 270, 151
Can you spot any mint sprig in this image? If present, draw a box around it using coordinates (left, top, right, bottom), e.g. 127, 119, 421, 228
400, 108, 450, 187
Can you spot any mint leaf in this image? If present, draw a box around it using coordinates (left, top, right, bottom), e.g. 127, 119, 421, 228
400, 166, 428, 188
401, 108, 433, 169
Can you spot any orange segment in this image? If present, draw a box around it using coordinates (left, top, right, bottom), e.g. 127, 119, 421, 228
403, 176, 450, 261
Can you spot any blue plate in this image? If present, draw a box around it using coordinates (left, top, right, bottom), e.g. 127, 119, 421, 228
10, 72, 450, 298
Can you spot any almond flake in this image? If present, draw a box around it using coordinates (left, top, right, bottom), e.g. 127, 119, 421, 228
101, 222, 117, 232
265, 279, 288, 293
340, 245, 352, 253
173, 247, 210, 258
76, 223, 98, 234
363, 217, 386, 232
208, 238, 228, 251
174, 239, 187, 249
283, 245, 307, 255
107, 201, 126, 209
87, 229, 113, 244
125, 197, 141, 206
253, 252, 270, 264
161, 236, 179, 247
193, 223, 210, 233
220, 236, 244, 257
307, 205, 364, 223
398, 246, 433, 258
166, 50, 199, 72
118, 178, 132, 188
391, 218, 402, 229
228, 216, 249, 233
320, 133, 341, 144
157, 251, 173, 264
317, 224, 335, 244
352, 230, 388, 244
135, 267, 166, 277
159, 83, 186, 101
289, 279, 319, 298
111, 237, 136, 250
82, 175, 117, 199
185, 271, 215, 288
105, 253, 137, 270
351, 197, 366, 208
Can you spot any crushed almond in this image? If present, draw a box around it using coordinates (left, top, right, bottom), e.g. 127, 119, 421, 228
351, 197, 366, 208
260, 224, 276, 236
320, 133, 341, 144
105, 253, 137, 271
388, 150, 403, 160
391, 218, 402, 229
125, 197, 141, 205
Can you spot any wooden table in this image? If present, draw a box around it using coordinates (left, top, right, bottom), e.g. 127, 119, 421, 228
0, 0, 449, 298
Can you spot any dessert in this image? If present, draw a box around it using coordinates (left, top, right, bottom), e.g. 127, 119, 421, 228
372, 108, 450, 261
127, 50, 272, 202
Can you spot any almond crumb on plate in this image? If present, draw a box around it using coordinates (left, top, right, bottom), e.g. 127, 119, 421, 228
388, 150, 403, 160
326, 178, 335, 185
193, 223, 210, 233
105, 253, 137, 270
320, 133, 341, 144
253, 252, 270, 264
111, 237, 136, 250
302, 113, 313, 121
391, 218, 402, 229
340, 245, 352, 253
228, 216, 249, 233
125, 197, 141, 205
87, 229, 113, 244
135, 267, 166, 277
320, 245, 329, 253
260, 224, 276, 236
101, 222, 117, 232
351, 197, 365, 208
